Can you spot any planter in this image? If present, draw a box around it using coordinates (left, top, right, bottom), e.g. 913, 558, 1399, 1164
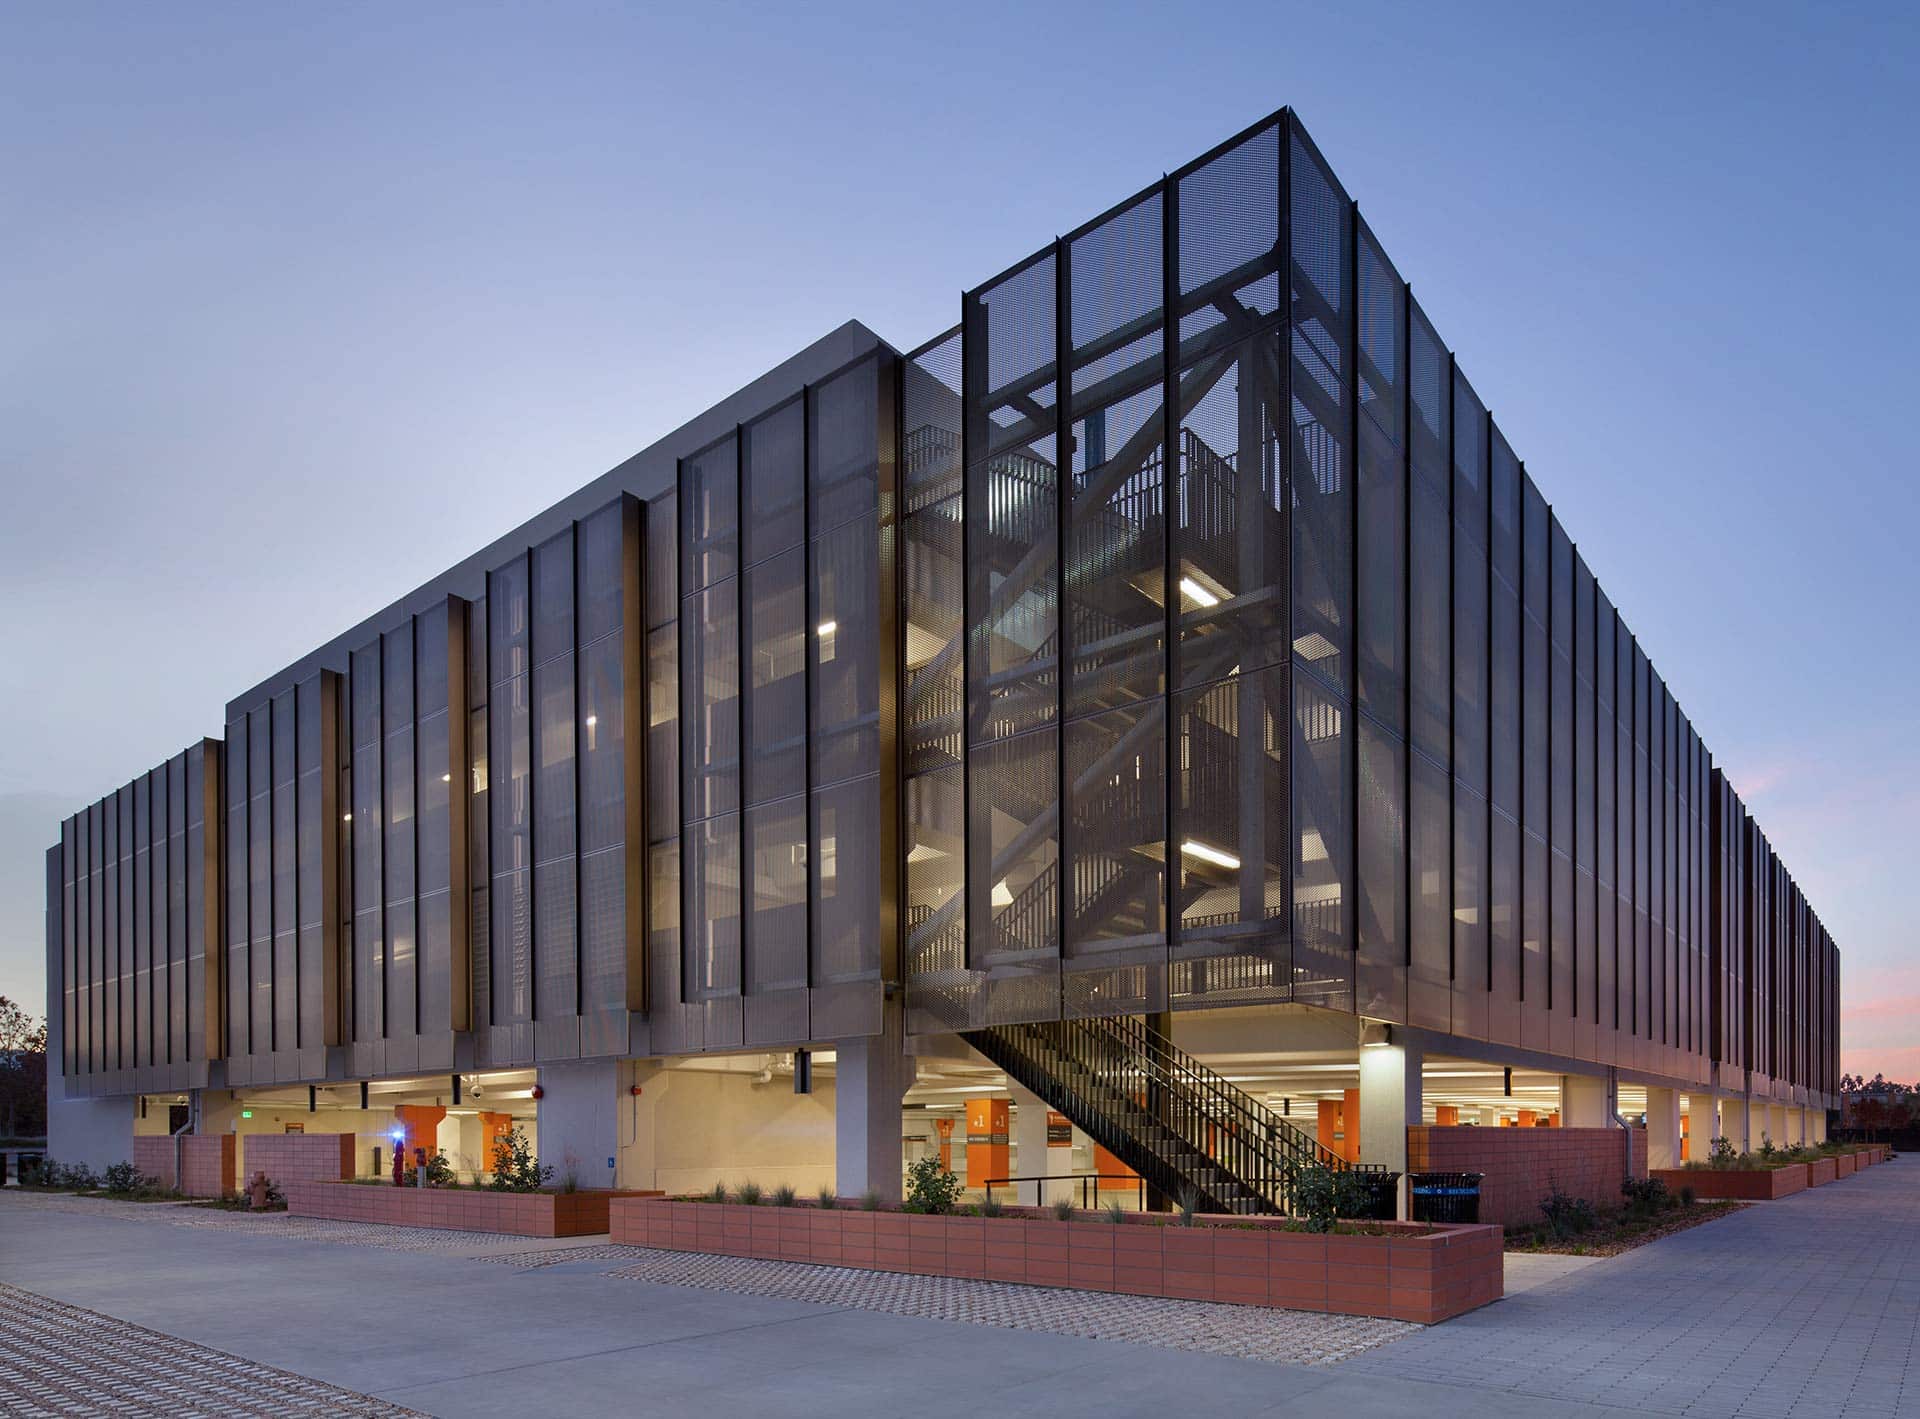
286, 1180, 660, 1237
609, 1200, 1503, 1324
1806, 1157, 1837, 1186
1834, 1151, 1856, 1178
1652, 1163, 1808, 1201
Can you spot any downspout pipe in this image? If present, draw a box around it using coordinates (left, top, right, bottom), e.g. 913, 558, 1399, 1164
1607, 1068, 1635, 1178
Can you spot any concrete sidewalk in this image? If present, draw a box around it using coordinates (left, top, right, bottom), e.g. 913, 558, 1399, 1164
4, 1164, 1913, 1418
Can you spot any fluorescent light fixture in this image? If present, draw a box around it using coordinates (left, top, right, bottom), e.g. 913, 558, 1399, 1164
440, 773, 451, 783
1180, 839, 1240, 870
342, 813, 352, 822
585, 714, 597, 728
1179, 576, 1219, 608
817, 620, 838, 636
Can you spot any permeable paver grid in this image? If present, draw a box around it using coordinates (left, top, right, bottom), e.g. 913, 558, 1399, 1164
0, 1281, 419, 1418
1345, 1157, 1920, 1419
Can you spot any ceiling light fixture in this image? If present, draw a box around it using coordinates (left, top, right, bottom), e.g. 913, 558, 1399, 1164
1180, 839, 1240, 870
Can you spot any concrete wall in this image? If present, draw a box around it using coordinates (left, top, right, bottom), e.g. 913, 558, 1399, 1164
46, 1078, 133, 1173
1406, 1125, 1648, 1231
618, 1063, 838, 1195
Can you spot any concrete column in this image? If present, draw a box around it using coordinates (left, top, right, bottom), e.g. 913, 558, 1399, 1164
1646, 1087, 1682, 1170
1477, 1106, 1500, 1128
535, 1058, 620, 1190
1684, 1093, 1714, 1164
835, 1005, 910, 1203
1358, 1037, 1422, 1219
1007, 1080, 1064, 1207
1561, 1074, 1610, 1128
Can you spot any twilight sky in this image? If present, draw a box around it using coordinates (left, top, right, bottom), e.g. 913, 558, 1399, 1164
3, 2, 1914, 1076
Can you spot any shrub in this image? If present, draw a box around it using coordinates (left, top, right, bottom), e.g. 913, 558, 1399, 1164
903, 1155, 963, 1215
1104, 1200, 1127, 1224
486, 1128, 554, 1193
46, 1160, 100, 1191
816, 1184, 837, 1210
707, 1180, 730, 1203
1620, 1175, 1670, 1217
406, 1149, 456, 1189
771, 1183, 798, 1208
736, 1180, 763, 1206
1052, 1197, 1076, 1221
1678, 1184, 1697, 1208
978, 1192, 1004, 1218
1708, 1136, 1738, 1168
102, 1161, 147, 1195
1291, 1164, 1373, 1234
1541, 1181, 1597, 1239
1176, 1183, 1200, 1227
861, 1189, 883, 1212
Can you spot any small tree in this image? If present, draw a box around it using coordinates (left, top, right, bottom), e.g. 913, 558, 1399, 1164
487, 1127, 553, 1193
0, 997, 49, 1140
903, 1155, 963, 1214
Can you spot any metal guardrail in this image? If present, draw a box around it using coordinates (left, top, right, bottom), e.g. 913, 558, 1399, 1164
982, 1172, 1148, 1211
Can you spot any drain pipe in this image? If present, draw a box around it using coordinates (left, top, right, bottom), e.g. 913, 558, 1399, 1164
1607, 1068, 1634, 1179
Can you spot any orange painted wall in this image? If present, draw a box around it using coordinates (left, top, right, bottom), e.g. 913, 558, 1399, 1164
964, 1099, 1008, 1188
1093, 1142, 1137, 1193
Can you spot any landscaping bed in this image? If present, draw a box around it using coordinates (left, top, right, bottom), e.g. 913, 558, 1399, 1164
1507, 1200, 1745, 1256
609, 1196, 1502, 1323
286, 1180, 661, 1236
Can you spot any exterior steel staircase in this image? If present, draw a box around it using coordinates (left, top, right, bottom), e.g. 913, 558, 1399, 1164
966, 1013, 1373, 1215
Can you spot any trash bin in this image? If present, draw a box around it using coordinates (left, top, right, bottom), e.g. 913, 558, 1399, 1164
1409, 1171, 1483, 1224
1352, 1169, 1401, 1221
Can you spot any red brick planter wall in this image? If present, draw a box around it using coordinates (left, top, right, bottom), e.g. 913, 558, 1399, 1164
243, 1134, 355, 1187
180, 1136, 236, 1198
1406, 1125, 1647, 1230
1834, 1151, 1856, 1177
1651, 1163, 1808, 1200
1806, 1157, 1837, 1186
132, 1137, 177, 1190
285, 1181, 660, 1236
609, 1200, 1503, 1324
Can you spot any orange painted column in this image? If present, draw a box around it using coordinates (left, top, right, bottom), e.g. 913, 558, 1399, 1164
965, 1099, 1008, 1189
393, 1105, 447, 1163
1434, 1105, 1460, 1126
1518, 1109, 1537, 1127
934, 1117, 955, 1173
1317, 1099, 1342, 1156
478, 1111, 514, 1171
1342, 1088, 1361, 1163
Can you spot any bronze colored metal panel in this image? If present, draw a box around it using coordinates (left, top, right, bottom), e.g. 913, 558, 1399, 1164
622, 494, 649, 1012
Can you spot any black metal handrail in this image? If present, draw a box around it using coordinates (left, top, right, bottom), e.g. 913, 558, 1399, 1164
982, 1173, 1147, 1211
968, 1013, 1380, 1217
